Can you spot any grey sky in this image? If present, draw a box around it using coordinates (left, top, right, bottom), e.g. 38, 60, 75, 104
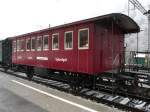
0, 0, 149, 39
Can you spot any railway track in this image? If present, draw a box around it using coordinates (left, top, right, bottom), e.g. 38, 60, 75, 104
0, 68, 150, 112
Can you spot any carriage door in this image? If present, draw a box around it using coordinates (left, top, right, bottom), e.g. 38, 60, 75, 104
77, 28, 89, 73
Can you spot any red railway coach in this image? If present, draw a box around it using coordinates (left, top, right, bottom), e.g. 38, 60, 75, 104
11, 13, 139, 77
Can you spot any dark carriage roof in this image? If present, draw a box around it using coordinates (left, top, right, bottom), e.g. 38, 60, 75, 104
12, 13, 140, 38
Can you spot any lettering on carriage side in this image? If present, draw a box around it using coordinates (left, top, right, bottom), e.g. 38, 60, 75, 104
27, 57, 33, 60
36, 57, 48, 60
17, 56, 22, 59
55, 58, 67, 62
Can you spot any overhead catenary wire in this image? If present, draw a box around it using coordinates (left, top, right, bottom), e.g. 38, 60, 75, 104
128, 0, 150, 68
129, 0, 147, 14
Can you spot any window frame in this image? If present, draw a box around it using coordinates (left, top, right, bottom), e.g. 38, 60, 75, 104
78, 28, 89, 50
26, 38, 31, 51
17, 40, 20, 51
37, 36, 42, 51
31, 37, 36, 51
43, 35, 49, 51
52, 33, 59, 50
20, 39, 25, 52
64, 31, 73, 50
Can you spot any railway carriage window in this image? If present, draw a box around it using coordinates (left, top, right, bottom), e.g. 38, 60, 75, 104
37, 36, 42, 51
78, 28, 89, 49
13, 41, 16, 52
20, 39, 25, 51
31, 37, 36, 51
26, 38, 31, 51
64, 31, 73, 49
52, 33, 59, 50
17, 40, 20, 51
43, 35, 49, 50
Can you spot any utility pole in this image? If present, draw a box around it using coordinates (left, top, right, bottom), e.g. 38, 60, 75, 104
148, 10, 150, 58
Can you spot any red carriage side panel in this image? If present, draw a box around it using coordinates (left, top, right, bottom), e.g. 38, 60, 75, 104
49, 26, 78, 72
47, 23, 94, 74
12, 21, 123, 75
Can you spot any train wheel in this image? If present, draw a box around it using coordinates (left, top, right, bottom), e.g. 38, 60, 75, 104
3, 65, 9, 72
26, 67, 34, 80
26, 73, 33, 80
4, 68, 8, 72
146, 89, 150, 97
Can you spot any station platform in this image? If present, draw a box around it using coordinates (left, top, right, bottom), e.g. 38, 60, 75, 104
0, 71, 122, 112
